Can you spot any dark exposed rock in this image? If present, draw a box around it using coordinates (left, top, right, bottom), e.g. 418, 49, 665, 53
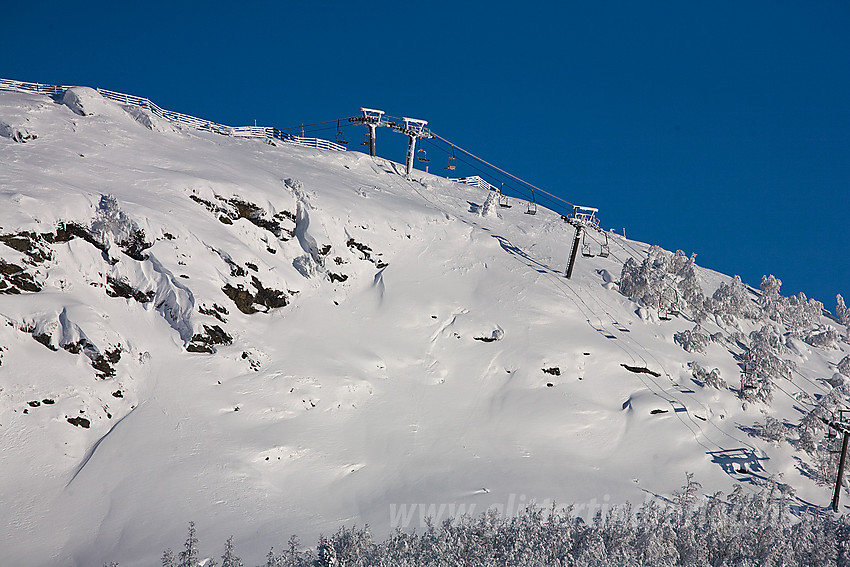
222, 276, 288, 314
62, 338, 121, 378
0, 259, 42, 293
198, 303, 229, 323
118, 227, 153, 261
346, 238, 387, 269
0, 231, 52, 263
105, 275, 155, 303
67, 416, 91, 428
190, 193, 294, 240
92, 345, 121, 378
621, 364, 661, 377
33, 332, 57, 351
187, 324, 233, 353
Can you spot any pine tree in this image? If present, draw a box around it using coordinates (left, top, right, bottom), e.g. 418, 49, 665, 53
177, 522, 199, 567
220, 536, 242, 567
316, 535, 336, 567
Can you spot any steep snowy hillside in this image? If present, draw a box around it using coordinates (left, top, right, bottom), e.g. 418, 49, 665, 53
0, 86, 847, 567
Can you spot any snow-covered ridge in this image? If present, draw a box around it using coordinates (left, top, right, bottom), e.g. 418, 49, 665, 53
0, 77, 346, 150
0, 85, 848, 567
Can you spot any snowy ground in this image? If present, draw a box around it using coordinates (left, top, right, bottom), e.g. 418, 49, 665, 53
0, 87, 846, 566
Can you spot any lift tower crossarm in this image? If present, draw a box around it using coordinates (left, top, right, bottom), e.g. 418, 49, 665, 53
393, 117, 434, 175
349, 108, 387, 157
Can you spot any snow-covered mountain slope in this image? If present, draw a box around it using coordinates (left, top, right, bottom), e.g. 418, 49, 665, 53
1, 87, 847, 566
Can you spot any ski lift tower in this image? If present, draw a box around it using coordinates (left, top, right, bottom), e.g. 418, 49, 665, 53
824, 409, 850, 512
564, 205, 599, 279
349, 108, 386, 157
394, 117, 433, 175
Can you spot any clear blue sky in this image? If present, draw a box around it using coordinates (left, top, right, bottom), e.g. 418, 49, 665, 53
4, 1, 848, 309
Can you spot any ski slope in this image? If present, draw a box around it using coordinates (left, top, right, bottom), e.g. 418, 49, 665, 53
0, 86, 846, 566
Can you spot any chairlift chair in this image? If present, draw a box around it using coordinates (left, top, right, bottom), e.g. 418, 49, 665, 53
335, 120, 348, 145
417, 140, 429, 163
669, 290, 681, 316
361, 132, 370, 146
446, 148, 457, 171
581, 231, 594, 257
599, 231, 610, 258
525, 189, 537, 215
498, 184, 511, 207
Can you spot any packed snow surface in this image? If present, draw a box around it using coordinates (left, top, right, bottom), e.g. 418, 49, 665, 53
0, 87, 847, 566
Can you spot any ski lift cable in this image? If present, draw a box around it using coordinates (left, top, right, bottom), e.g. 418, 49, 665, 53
276, 116, 360, 132
430, 132, 577, 210
421, 139, 536, 201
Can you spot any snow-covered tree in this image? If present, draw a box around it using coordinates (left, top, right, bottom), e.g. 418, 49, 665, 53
740, 325, 793, 404
619, 246, 707, 322
90, 194, 151, 260
705, 275, 759, 325
316, 535, 336, 567
758, 275, 824, 338
838, 355, 850, 376
177, 522, 199, 567
220, 536, 242, 567
691, 362, 726, 390
756, 415, 787, 445
675, 253, 707, 322
759, 274, 784, 321
674, 326, 710, 354
803, 325, 840, 349
263, 548, 282, 567
837, 294, 850, 326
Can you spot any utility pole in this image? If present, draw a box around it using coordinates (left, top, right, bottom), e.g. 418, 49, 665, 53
563, 205, 599, 279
